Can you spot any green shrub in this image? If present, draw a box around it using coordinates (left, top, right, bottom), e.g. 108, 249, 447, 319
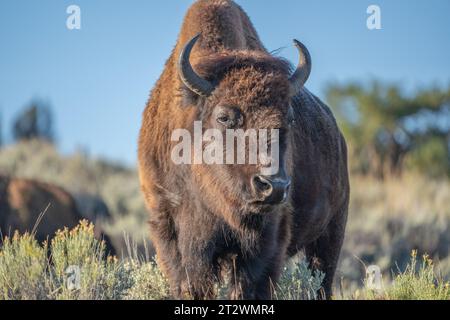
0, 233, 48, 300
0, 222, 167, 300
49, 221, 122, 300
3, 223, 450, 300
0, 222, 325, 300
124, 260, 170, 300
386, 251, 450, 300
362, 251, 450, 300
275, 258, 325, 300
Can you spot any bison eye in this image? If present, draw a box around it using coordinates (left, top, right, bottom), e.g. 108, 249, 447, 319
217, 114, 237, 128
214, 106, 243, 128
217, 115, 230, 124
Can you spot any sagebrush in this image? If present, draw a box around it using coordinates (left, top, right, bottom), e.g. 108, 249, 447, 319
0, 221, 324, 300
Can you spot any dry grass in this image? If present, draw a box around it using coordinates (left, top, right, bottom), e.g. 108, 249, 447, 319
339, 174, 450, 295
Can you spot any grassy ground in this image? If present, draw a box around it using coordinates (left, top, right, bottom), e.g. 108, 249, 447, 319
0, 222, 448, 300
339, 174, 450, 295
0, 221, 325, 300
1, 140, 450, 299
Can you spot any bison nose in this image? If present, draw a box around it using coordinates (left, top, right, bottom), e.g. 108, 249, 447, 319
251, 175, 291, 205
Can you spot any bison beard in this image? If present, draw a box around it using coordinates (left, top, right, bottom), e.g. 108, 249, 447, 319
138, 0, 349, 300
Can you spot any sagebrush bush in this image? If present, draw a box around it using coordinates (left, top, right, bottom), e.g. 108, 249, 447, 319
0, 233, 48, 300
50, 221, 120, 300
360, 251, 450, 300
123, 261, 171, 300
0, 222, 165, 300
275, 258, 325, 300
0, 222, 325, 300
2, 223, 450, 300
385, 251, 450, 300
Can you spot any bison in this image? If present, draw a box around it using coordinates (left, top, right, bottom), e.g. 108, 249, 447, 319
138, 0, 349, 299
0, 175, 116, 255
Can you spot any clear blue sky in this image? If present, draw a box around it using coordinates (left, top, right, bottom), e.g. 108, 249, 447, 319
1, 0, 449, 165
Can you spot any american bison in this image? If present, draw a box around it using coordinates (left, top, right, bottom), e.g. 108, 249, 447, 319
138, 0, 349, 299
0, 175, 116, 255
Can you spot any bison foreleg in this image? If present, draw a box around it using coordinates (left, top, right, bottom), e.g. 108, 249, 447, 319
148, 214, 188, 298
304, 205, 348, 300
228, 256, 258, 300
179, 250, 219, 299
228, 255, 279, 300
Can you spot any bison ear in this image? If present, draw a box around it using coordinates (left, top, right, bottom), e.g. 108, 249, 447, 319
289, 39, 312, 94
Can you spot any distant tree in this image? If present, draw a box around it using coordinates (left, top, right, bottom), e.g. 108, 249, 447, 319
326, 81, 450, 178
12, 100, 55, 143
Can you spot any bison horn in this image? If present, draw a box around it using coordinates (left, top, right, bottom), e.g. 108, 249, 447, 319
178, 34, 215, 97
289, 39, 312, 93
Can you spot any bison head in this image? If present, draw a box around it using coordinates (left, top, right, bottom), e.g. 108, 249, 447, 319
176, 34, 311, 226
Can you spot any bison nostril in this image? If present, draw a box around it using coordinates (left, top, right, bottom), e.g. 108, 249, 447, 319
252, 175, 273, 195
251, 175, 290, 204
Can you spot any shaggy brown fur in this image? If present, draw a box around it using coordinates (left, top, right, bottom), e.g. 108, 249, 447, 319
138, 0, 349, 299
0, 175, 116, 255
